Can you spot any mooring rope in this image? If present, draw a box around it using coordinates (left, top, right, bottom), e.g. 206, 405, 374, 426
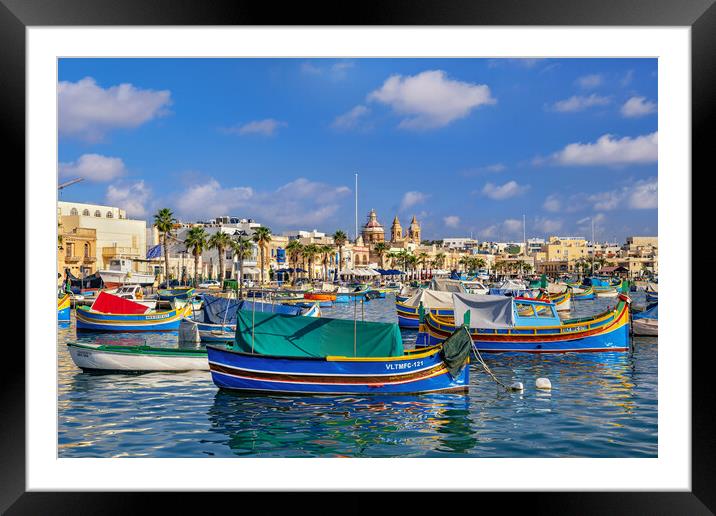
469, 338, 518, 391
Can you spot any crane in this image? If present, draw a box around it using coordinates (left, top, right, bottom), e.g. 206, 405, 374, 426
58, 177, 84, 190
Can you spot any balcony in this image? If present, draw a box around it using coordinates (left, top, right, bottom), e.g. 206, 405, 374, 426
64, 255, 81, 263
83, 256, 97, 263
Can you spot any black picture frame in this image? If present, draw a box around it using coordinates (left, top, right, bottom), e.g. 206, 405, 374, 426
5, 0, 712, 512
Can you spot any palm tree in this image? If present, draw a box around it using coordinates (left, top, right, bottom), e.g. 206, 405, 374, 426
153, 208, 176, 286
184, 226, 208, 287
318, 244, 333, 281
285, 239, 304, 285
302, 244, 320, 281
417, 252, 429, 278
207, 231, 232, 287
231, 236, 253, 298
252, 226, 272, 285
433, 252, 446, 271
333, 230, 348, 275
373, 242, 390, 269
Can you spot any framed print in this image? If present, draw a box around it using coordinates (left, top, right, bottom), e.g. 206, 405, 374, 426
5, 0, 713, 512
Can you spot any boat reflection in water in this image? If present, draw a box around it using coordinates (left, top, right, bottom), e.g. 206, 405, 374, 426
207, 390, 474, 457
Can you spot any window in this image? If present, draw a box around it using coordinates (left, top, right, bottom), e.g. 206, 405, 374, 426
94, 210, 101, 217
106, 211, 113, 218
70, 208, 78, 216
82, 209, 90, 216
84, 243, 90, 257
65, 243, 73, 257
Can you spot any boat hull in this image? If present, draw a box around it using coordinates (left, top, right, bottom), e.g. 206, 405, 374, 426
98, 270, 155, 288
158, 287, 196, 300
632, 318, 658, 336
67, 343, 209, 371
75, 305, 187, 332
420, 298, 631, 353
206, 346, 469, 395
58, 294, 71, 322
395, 301, 453, 329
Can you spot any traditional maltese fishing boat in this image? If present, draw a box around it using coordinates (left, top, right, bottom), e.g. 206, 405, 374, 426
75, 292, 189, 332
418, 289, 631, 353
571, 286, 596, 300
57, 293, 71, 322
206, 310, 472, 395
66, 342, 214, 372
395, 289, 455, 329
158, 286, 195, 301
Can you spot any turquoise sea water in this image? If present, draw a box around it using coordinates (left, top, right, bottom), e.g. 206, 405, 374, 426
58, 293, 657, 457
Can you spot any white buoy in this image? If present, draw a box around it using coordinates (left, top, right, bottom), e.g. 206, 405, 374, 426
535, 377, 552, 390
509, 382, 524, 391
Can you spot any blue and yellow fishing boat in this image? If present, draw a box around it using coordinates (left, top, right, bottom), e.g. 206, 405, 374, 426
158, 286, 195, 301
572, 285, 596, 300
206, 310, 471, 395
419, 291, 630, 353
395, 290, 455, 329
57, 293, 71, 322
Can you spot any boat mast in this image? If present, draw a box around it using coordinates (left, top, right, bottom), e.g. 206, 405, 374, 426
354, 172, 358, 243
591, 217, 595, 276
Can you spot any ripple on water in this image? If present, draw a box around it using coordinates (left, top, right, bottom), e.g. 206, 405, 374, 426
58, 294, 657, 457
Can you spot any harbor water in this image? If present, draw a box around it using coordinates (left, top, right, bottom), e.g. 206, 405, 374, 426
58, 293, 657, 458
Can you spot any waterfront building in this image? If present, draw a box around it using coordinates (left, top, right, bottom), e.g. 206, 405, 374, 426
541, 236, 589, 263
58, 224, 97, 279
58, 201, 147, 271
443, 238, 479, 251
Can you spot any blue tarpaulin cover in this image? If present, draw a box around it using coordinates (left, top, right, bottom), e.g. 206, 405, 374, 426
633, 304, 658, 320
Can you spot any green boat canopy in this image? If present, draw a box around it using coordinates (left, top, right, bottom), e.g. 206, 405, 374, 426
234, 310, 404, 358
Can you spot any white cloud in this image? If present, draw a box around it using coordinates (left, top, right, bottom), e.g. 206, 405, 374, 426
533, 216, 563, 234
551, 94, 610, 113
332, 105, 370, 130
443, 215, 460, 228
58, 77, 171, 141
106, 181, 152, 217
549, 132, 658, 166
587, 190, 623, 211
502, 219, 524, 234
621, 70, 635, 87
481, 180, 529, 200
301, 60, 354, 80
367, 70, 496, 130
400, 191, 429, 211
173, 177, 351, 228
575, 74, 603, 89
627, 178, 658, 209
223, 119, 287, 136
59, 154, 127, 182
58, 154, 126, 182
543, 194, 562, 212
621, 96, 657, 118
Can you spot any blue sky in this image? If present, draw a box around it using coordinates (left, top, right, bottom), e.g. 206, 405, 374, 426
58, 58, 657, 242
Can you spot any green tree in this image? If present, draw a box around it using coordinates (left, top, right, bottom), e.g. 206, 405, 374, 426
318, 244, 334, 281
207, 231, 232, 286
373, 242, 390, 269
252, 226, 272, 285
184, 226, 208, 287
332, 230, 348, 274
231, 236, 253, 298
302, 244, 320, 281
153, 208, 176, 286
285, 239, 304, 285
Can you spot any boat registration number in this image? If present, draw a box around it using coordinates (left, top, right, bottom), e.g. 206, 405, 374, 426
563, 325, 587, 333
145, 314, 170, 320
385, 360, 424, 371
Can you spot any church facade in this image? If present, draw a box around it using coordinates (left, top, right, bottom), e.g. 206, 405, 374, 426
359, 209, 422, 265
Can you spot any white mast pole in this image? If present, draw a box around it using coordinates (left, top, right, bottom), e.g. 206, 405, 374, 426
355, 173, 358, 243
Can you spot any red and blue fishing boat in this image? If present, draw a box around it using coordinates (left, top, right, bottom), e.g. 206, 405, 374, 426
206, 309, 471, 395
419, 290, 631, 353
75, 291, 188, 332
